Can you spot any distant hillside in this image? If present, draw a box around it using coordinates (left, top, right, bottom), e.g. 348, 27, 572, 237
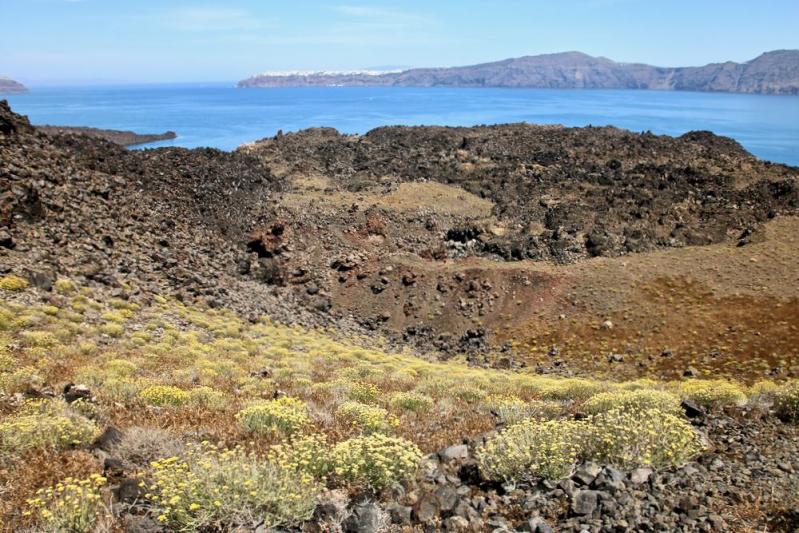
0, 77, 27, 93
239, 50, 799, 95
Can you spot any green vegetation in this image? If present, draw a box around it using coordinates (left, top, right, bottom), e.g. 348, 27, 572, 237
0, 278, 790, 530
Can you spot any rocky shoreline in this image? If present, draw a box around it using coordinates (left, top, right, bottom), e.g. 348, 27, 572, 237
37, 125, 177, 147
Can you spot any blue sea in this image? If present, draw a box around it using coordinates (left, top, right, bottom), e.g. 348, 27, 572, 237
5, 83, 799, 166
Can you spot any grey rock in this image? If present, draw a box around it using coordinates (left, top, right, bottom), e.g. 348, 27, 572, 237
343, 501, 382, 533
571, 490, 599, 516
385, 502, 412, 525
444, 515, 470, 531
573, 462, 602, 485
440, 443, 470, 462
629, 466, 653, 485
436, 485, 460, 512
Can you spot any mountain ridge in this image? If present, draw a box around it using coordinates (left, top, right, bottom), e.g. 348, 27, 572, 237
239, 50, 799, 94
0, 76, 27, 93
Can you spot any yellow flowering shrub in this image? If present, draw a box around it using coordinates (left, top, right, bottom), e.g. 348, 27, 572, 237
476, 419, 585, 481
336, 401, 396, 434
139, 385, 191, 407
329, 434, 422, 491
388, 391, 434, 413
236, 397, 309, 436
0, 274, 28, 291
676, 380, 747, 409
774, 380, 799, 422
20, 330, 58, 347
585, 407, 705, 467
583, 389, 681, 415
539, 378, 608, 401
147, 443, 319, 530
348, 382, 381, 404
268, 433, 332, 478
0, 364, 44, 394
0, 400, 99, 456
54, 278, 77, 294
25, 474, 108, 533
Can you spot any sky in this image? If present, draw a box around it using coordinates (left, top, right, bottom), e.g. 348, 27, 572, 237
1, 0, 798, 85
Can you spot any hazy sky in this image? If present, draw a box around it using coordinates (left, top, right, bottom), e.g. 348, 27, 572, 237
2, 0, 798, 84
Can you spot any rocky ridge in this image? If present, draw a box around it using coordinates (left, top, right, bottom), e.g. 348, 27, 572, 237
239, 50, 799, 95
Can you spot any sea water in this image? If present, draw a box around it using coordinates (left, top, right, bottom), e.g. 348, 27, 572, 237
5, 83, 799, 165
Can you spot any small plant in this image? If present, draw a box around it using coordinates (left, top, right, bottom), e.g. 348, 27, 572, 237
269, 433, 332, 478
677, 380, 747, 409
476, 418, 585, 481
0, 274, 29, 291
99, 322, 125, 337
147, 443, 319, 530
583, 389, 681, 415
389, 391, 434, 413
109, 426, 187, 469
25, 474, 109, 533
774, 380, 799, 422
348, 382, 381, 404
482, 395, 561, 426
336, 401, 396, 434
329, 434, 422, 491
139, 385, 191, 407
585, 407, 705, 468
0, 400, 99, 456
20, 330, 58, 347
54, 278, 77, 294
189, 386, 228, 410
236, 397, 310, 436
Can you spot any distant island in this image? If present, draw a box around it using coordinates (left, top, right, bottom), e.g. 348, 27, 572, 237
0, 77, 27, 93
239, 50, 799, 95
37, 125, 177, 147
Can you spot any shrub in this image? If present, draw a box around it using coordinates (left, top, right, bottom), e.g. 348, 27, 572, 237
476, 419, 585, 481
20, 330, 58, 347
139, 385, 191, 407
147, 443, 319, 530
236, 397, 309, 436
0, 400, 99, 456
348, 382, 381, 404
109, 426, 186, 469
585, 407, 705, 468
482, 395, 562, 426
774, 380, 799, 422
25, 474, 109, 533
583, 389, 681, 415
539, 378, 608, 402
99, 322, 125, 337
0, 274, 29, 291
677, 380, 747, 409
269, 433, 332, 478
0, 365, 45, 394
389, 391, 434, 413
189, 386, 228, 410
54, 278, 77, 294
336, 401, 395, 434
329, 434, 422, 491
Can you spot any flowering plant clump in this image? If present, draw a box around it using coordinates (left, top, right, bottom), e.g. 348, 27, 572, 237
388, 391, 434, 413
329, 434, 422, 491
236, 397, 309, 436
268, 433, 332, 479
25, 474, 109, 533
336, 401, 397, 434
476, 418, 585, 481
147, 442, 319, 531
582, 389, 682, 415
676, 379, 747, 409
585, 407, 706, 467
0, 400, 99, 456
189, 386, 228, 410
774, 380, 799, 422
139, 385, 191, 407
348, 382, 381, 404
0, 274, 29, 291
482, 395, 562, 426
